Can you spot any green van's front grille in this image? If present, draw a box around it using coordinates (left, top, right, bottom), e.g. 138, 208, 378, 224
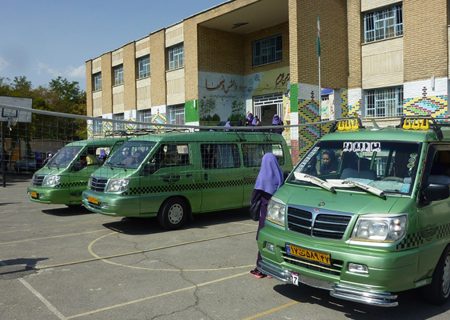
32, 175, 45, 186
287, 207, 351, 240
91, 177, 108, 192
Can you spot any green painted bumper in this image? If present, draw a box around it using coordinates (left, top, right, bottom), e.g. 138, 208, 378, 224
82, 190, 158, 217
257, 223, 422, 294
27, 186, 81, 205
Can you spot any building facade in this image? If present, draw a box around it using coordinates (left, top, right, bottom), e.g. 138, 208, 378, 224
86, 0, 449, 160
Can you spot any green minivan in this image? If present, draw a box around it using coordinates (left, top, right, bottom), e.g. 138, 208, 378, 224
82, 131, 292, 229
256, 117, 450, 307
28, 138, 126, 206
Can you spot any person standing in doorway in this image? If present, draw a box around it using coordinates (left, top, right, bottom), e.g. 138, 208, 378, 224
271, 114, 284, 134
250, 153, 284, 278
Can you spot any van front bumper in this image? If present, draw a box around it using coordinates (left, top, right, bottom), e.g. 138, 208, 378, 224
82, 190, 154, 217
258, 224, 424, 307
257, 259, 398, 307
27, 187, 75, 204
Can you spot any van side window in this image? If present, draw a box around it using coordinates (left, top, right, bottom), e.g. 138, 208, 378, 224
242, 143, 284, 167
201, 144, 240, 169
153, 144, 190, 168
429, 149, 450, 185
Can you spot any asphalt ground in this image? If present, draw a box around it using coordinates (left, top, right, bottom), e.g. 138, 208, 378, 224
1, 177, 450, 320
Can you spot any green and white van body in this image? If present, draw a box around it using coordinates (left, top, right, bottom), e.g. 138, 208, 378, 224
82, 131, 292, 229
257, 120, 450, 307
27, 138, 126, 206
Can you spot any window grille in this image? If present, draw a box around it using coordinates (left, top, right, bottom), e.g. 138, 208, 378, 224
252, 35, 282, 66
242, 143, 285, 167
137, 55, 150, 79
93, 72, 102, 91
137, 109, 152, 128
167, 105, 185, 125
113, 65, 124, 86
364, 87, 403, 118
201, 144, 240, 169
167, 44, 184, 70
364, 4, 403, 43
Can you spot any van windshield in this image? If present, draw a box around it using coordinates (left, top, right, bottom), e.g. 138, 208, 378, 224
289, 140, 421, 195
105, 141, 156, 169
47, 146, 83, 168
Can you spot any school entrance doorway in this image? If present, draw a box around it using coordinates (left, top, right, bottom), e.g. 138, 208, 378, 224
253, 93, 283, 125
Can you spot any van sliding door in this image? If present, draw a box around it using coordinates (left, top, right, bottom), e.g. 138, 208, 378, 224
200, 144, 243, 211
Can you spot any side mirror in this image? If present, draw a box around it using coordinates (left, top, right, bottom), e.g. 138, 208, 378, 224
422, 183, 449, 204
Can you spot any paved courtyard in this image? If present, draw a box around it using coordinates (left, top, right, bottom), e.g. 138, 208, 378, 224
0, 177, 449, 319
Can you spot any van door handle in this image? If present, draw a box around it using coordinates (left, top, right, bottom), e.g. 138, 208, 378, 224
204, 173, 208, 181
162, 174, 180, 183
186, 173, 192, 178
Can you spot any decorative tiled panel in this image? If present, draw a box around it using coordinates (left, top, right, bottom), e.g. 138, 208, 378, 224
403, 87, 448, 118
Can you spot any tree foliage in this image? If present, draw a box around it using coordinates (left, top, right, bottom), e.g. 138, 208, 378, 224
0, 76, 87, 140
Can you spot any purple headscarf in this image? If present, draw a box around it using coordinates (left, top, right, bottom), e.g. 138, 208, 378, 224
246, 113, 254, 122
272, 114, 281, 125
254, 153, 284, 195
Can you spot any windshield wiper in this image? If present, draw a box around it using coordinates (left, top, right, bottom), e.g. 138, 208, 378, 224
293, 172, 336, 193
342, 179, 386, 199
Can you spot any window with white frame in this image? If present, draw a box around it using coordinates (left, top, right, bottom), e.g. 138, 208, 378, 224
364, 86, 403, 118
364, 4, 403, 43
113, 113, 125, 131
113, 65, 124, 86
93, 72, 102, 91
93, 117, 103, 135
137, 109, 152, 128
167, 44, 184, 71
167, 104, 185, 125
137, 55, 150, 79
252, 34, 282, 66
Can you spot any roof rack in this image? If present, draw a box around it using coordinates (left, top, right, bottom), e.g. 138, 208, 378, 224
397, 116, 443, 140
104, 128, 191, 137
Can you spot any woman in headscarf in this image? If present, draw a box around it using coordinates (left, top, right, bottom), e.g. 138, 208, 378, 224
245, 112, 254, 126
320, 150, 337, 175
271, 114, 284, 134
250, 153, 284, 278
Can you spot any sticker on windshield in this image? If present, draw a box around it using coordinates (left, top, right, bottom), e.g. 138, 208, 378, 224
343, 142, 381, 153
298, 146, 319, 171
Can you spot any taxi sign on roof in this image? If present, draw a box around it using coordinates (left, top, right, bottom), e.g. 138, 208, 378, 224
402, 118, 430, 130
332, 118, 363, 132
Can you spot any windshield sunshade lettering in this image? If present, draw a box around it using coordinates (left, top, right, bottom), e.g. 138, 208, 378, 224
343, 142, 381, 153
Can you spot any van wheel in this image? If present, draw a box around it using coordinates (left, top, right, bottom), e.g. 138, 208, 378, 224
158, 197, 188, 230
422, 245, 450, 305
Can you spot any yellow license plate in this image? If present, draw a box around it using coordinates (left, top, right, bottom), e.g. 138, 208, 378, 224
287, 244, 331, 266
88, 196, 100, 205
30, 191, 38, 199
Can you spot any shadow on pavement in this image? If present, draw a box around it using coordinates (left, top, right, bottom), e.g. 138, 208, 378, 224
42, 205, 92, 216
102, 208, 253, 235
0, 257, 48, 280
273, 283, 450, 319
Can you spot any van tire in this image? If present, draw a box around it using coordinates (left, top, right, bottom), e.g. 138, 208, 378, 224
422, 245, 450, 305
158, 197, 188, 230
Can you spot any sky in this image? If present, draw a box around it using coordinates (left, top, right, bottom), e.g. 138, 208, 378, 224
0, 0, 226, 91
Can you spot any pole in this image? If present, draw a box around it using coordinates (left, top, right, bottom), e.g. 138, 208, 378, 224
1, 121, 5, 187
317, 16, 321, 120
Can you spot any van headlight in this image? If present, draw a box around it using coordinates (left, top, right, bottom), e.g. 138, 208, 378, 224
105, 179, 129, 193
266, 198, 286, 227
351, 215, 407, 242
42, 175, 61, 187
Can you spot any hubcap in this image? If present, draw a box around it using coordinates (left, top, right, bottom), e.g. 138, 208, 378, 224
168, 204, 183, 225
442, 253, 450, 297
